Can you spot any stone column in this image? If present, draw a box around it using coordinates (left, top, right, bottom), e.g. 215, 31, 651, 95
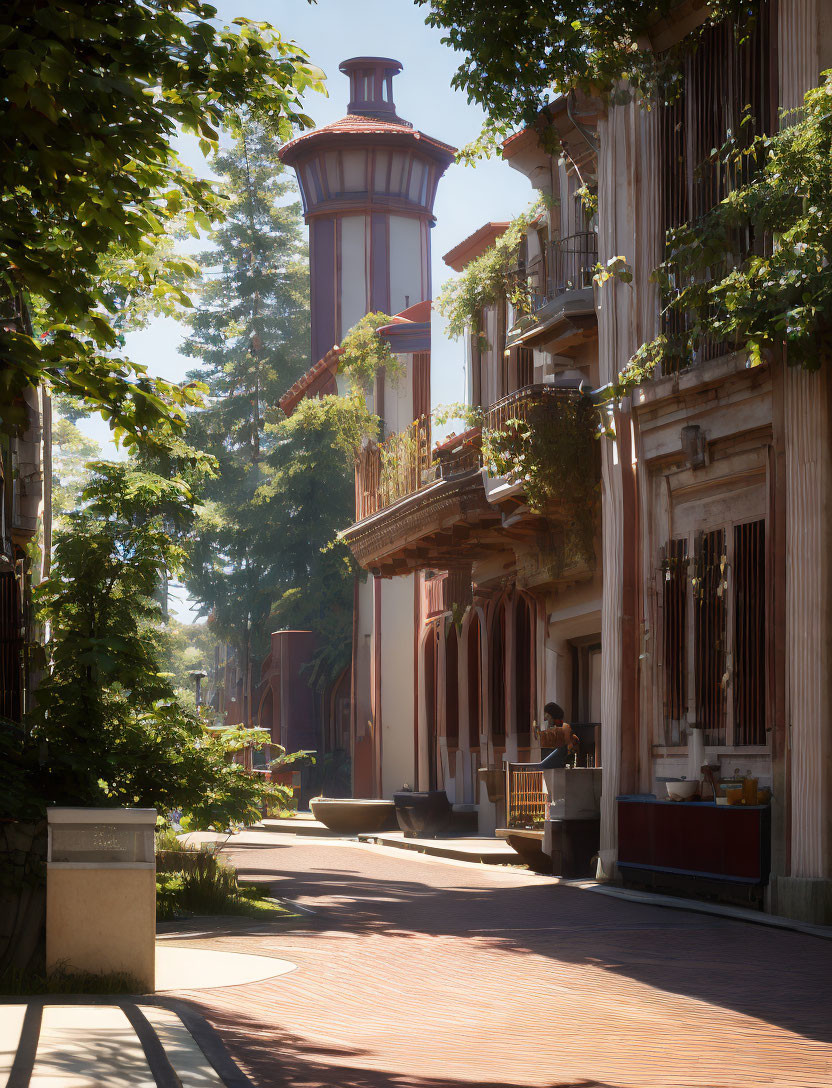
773, 0, 832, 923
596, 98, 660, 876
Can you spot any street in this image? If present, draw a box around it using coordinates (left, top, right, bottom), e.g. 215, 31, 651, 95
164, 836, 832, 1087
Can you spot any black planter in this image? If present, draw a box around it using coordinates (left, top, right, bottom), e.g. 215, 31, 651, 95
392, 790, 452, 838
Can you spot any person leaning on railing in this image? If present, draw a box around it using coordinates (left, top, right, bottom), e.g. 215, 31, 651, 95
534, 702, 580, 770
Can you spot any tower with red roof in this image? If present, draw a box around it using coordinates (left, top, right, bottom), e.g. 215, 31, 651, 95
279, 57, 455, 364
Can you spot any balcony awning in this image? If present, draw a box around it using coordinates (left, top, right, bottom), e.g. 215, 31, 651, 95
506, 289, 597, 354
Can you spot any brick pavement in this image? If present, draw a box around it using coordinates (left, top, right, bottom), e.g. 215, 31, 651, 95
163, 836, 832, 1088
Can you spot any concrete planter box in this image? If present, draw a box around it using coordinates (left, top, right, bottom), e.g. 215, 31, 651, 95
309, 798, 397, 835
543, 767, 602, 820
496, 828, 548, 871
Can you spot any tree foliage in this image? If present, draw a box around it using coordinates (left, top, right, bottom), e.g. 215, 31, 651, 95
257, 392, 378, 687
182, 114, 310, 670
27, 460, 283, 826
618, 74, 832, 390
417, 0, 760, 157
1, 0, 324, 439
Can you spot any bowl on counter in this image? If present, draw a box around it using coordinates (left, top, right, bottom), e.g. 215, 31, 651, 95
664, 779, 700, 801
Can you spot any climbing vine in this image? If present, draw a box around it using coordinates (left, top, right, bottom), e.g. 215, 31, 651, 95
338, 312, 402, 391
436, 201, 544, 346
482, 394, 600, 561
613, 73, 832, 395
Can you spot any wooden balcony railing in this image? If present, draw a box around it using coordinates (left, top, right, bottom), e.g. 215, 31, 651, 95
484, 383, 584, 435
355, 416, 433, 521
353, 386, 593, 524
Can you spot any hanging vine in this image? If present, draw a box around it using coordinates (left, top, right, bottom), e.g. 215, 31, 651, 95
337, 311, 402, 391
436, 200, 545, 347
482, 394, 600, 563
611, 73, 832, 396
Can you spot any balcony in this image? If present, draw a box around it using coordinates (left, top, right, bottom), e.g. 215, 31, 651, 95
343, 384, 597, 580
507, 231, 598, 357
548, 231, 597, 298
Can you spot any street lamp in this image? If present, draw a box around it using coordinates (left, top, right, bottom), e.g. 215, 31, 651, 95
189, 670, 207, 708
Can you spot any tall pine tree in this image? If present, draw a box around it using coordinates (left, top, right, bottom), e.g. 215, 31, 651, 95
183, 113, 310, 716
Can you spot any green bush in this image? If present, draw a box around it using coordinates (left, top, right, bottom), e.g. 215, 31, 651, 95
0, 965, 144, 995
155, 834, 287, 919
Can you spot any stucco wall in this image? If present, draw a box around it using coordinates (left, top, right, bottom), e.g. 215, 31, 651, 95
389, 215, 425, 314
379, 574, 417, 794
46, 868, 156, 990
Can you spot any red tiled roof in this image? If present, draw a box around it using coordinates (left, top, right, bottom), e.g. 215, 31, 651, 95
443, 223, 511, 271
379, 299, 431, 328
280, 114, 456, 163
279, 345, 343, 417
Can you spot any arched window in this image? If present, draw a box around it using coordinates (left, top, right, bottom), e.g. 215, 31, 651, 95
445, 625, 459, 748
515, 596, 533, 748
467, 613, 481, 749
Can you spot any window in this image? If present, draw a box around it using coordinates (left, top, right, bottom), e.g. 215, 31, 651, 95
658, 2, 773, 369
517, 347, 534, 389
659, 520, 766, 748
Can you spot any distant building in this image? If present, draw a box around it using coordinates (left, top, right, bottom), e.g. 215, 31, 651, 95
279, 57, 454, 797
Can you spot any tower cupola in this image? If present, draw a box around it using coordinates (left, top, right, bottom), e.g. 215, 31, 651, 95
280, 58, 455, 363
340, 57, 405, 123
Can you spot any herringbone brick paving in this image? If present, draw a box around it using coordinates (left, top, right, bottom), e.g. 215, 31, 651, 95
163, 836, 832, 1088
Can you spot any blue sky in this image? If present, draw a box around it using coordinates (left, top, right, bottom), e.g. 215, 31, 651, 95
78, 0, 533, 619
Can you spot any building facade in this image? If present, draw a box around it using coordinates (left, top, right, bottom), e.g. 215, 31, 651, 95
337, 2, 832, 922
278, 57, 454, 798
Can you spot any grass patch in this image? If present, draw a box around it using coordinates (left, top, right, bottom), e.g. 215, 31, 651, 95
155, 833, 292, 921
0, 965, 144, 995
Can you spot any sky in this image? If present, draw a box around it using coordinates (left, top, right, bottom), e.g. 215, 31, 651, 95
77, 0, 533, 621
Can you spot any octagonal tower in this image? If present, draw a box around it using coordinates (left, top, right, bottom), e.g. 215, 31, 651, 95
280, 57, 455, 363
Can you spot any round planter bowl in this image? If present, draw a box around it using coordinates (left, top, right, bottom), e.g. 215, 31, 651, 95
309, 797, 397, 835
392, 790, 452, 838
665, 779, 700, 801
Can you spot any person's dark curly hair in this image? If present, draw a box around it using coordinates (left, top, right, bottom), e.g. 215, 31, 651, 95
543, 702, 565, 721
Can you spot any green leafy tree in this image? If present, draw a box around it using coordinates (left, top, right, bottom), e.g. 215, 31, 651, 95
1, 0, 324, 439
256, 392, 379, 687
28, 460, 283, 825
182, 113, 311, 704
417, 0, 759, 159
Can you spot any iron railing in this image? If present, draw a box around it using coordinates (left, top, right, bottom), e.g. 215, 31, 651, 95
484, 383, 584, 435
549, 232, 597, 298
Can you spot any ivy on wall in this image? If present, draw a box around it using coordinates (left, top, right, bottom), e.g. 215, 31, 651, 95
436, 201, 544, 346
482, 394, 600, 563
337, 312, 401, 391
613, 73, 832, 394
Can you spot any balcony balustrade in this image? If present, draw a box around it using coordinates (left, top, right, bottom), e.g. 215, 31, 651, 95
548, 231, 597, 299
354, 385, 592, 525
355, 416, 433, 522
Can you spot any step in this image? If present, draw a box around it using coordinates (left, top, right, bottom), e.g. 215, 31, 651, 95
358, 831, 519, 865
259, 816, 333, 836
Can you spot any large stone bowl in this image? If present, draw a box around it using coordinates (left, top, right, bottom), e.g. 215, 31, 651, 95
392, 789, 452, 838
309, 797, 397, 835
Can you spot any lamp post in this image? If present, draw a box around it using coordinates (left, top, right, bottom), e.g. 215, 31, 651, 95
189, 669, 207, 709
